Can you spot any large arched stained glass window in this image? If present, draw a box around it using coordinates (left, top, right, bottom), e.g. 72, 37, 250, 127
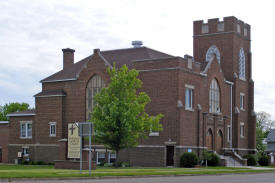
239, 48, 245, 80
86, 75, 105, 120
209, 79, 220, 113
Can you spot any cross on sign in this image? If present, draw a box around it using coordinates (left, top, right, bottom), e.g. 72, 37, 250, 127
69, 124, 75, 135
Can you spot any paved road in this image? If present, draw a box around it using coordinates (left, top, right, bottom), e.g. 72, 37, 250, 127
2, 173, 275, 183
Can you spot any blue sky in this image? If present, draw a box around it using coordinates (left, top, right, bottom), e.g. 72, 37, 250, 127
0, 0, 275, 119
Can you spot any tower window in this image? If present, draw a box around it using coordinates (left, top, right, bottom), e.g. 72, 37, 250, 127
239, 48, 246, 80
237, 24, 241, 33
209, 79, 220, 113
244, 28, 248, 36
240, 122, 245, 138
202, 24, 209, 34
217, 22, 224, 32
240, 93, 245, 110
185, 84, 194, 111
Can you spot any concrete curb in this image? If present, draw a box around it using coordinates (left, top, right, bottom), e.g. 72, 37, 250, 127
1, 170, 275, 182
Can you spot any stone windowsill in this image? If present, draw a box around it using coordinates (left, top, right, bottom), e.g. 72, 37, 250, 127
149, 132, 159, 137
185, 108, 194, 112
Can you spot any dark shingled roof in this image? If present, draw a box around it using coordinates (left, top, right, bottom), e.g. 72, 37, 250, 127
267, 129, 275, 142
41, 47, 174, 83
34, 89, 66, 97
7, 109, 36, 117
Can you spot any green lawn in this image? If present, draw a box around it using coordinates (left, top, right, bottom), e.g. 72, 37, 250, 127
0, 165, 275, 179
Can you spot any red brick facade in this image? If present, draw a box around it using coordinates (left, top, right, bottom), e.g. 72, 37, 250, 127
0, 122, 9, 163
8, 16, 256, 166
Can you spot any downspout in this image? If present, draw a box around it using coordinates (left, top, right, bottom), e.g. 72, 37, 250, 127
230, 84, 233, 149
225, 80, 233, 149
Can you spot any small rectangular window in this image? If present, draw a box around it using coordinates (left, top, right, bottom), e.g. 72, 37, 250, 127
227, 126, 231, 142
237, 24, 241, 33
244, 28, 248, 36
240, 93, 245, 110
217, 22, 224, 32
49, 122, 56, 137
20, 122, 32, 138
202, 24, 209, 34
240, 123, 244, 138
185, 87, 193, 110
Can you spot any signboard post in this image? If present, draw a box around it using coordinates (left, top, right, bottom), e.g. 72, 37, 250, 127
77, 122, 93, 176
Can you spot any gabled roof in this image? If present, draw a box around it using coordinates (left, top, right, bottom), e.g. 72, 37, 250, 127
267, 129, 275, 142
41, 47, 174, 83
7, 109, 36, 117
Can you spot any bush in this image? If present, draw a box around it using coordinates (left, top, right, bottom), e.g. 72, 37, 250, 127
36, 161, 46, 165
112, 161, 129, 167
180, 152, 198, 168
258, 154, 269, 166
243, 154, 257, 166
202, 151, 220, 166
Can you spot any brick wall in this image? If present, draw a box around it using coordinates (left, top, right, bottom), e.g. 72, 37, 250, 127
0, 123, 9, 163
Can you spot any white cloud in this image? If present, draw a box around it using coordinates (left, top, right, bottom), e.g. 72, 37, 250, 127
0, 0, 275, 119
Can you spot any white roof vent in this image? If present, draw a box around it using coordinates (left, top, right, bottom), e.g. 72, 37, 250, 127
132, 40, 143, 48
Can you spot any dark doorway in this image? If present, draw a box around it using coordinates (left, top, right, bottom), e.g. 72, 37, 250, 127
0, 149, 2, 163
166, 146, 174, 166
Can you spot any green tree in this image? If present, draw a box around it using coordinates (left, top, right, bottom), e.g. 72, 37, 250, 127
256, 111, 275, 153
91, 64, 163, 167
0, 102, 30, 121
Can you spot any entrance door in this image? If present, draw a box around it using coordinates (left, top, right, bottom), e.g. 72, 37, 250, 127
217, 130, 223, 154
166, 146, 174, 166
206, 128, 213, 151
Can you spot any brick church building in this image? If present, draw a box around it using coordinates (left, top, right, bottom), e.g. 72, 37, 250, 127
7, 16, 256, 167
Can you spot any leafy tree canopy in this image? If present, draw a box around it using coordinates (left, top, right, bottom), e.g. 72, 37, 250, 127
0, 102, 30, 121
91, 64, 163, 162
256, 111, 275, 153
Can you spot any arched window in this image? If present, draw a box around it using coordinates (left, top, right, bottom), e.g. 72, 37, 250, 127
205, 45, 221, 64
239, 48, 245, 80
86, 75, 105, 120
209, 79, 220, 113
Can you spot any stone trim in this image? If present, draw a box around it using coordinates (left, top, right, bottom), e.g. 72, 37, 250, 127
35, 94, 66, 98
7, 113, 35, 117
8, 144, 59, 147
176, 146, 207, 149
137, 145, 165, 148
0, 121, 9, 124
41, 78, 77, 83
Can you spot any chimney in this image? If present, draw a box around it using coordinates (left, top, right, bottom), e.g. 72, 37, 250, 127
62, 48, 75, 70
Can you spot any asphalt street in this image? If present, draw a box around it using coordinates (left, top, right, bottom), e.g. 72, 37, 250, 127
2, 173, 275, 183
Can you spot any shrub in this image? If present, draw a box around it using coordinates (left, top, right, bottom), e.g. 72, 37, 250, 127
258, 154, 269, 166
180, 152, 198, 168
37, 161, 46, 165
202, 151, 220, 166
21, 160, 30, 165
243, 154, 257, 166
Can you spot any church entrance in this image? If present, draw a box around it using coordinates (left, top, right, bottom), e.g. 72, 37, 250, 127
166, 146, 174, 166
217, 130, 223, 154
206, 128, 213, 151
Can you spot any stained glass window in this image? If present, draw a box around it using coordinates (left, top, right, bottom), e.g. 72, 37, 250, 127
86, 75, 105, 120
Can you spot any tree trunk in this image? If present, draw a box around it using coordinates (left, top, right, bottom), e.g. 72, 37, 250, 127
115, 149, 119, 168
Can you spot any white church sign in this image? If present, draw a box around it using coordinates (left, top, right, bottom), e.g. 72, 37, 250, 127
68, 123, 81, 158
